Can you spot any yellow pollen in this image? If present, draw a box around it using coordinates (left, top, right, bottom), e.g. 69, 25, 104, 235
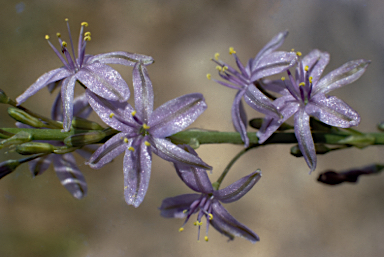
84, 36, 91, 41
124, 186, 128, 189
206, 73, 211, 80
309, 76, 313, 83
144, 141, 151, 146
61, 41, 67, 47
124, 138, 129, 143
229, 47, 236, 55
56, 33, 61, 38
222, 66, 228, 71
193, 221, 197, 226
291, 48, 295, 52
299, 82, 306, 87
281, 77, 286, 81
143, 124, 150, 130
296, 51, 302, 56
182, 209, 188, 213
109, 113, 115, 118
128, 146, 135, 152
179, 227, 184, 232
204, 236, 209, 242
216, 66, 222, 72
45, 35, 50, 40
208, 213, 213, 220
84, 32, 91, 37
65, 18, 69, 21
81, 22, 88, 27
214, 53, 220, 60
304, 65, 309, 71
131, 111, 137, 116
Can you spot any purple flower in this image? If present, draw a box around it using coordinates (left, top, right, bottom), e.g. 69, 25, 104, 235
86, 64, 211, 207
16, 19, 154, 132
210, 31, 297, 146
159, 145, 261, 243
257, 49, 370, 172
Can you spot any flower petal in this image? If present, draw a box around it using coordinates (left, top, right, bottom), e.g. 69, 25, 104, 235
87, 132, 128, 169
75, 144, 99, 161
28, 155, 53, 176
210, 201, 260, 243
232, 90, 249, 147
302, 49, 330, 86
294, 108, 317, 173
132, 63, 154, 122
215, 170, 261, 203
124, 137, 152, 207
61, 75, 77, 132
77, 62, 130, 101
73, 93, 92, 119
306, 94, 360, 128
52, 153, 87, 199
243, 84, 281, 119
253, 31, 288, 68
149, 93, 207, 138
16, 68, 71, 105
313, 59, 370, 95
88, 51, 154, 66
261, 79, 289, 95
159, 194, 201, 218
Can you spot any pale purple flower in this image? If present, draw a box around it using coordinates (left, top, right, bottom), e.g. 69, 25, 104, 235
86, 64, 211, 207
16, 20, 154, 132
257, 49, 370, 172
210, 31, 297, 146
159, 145, 261, 243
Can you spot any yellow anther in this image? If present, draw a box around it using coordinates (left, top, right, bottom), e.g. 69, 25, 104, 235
204, 236, 209, 242
229, 47, 236, 55
143, 124, 150, 130
222, 66, 228, 71
124, 186, 128, 189
124, 138, 129, 143
296, 51, 302, 56
128, 146, 135, 152
299, 82, 306, 87
309, 76, 313, 83
304, 65, 309, 72
65, 18, 69, 21
214, 53, 220, 60
281, 77, 286, 81
182, 209, 188, 213
199, 221, 203, 226
193, 221, 198, 226
61, 41, 67, 47
131, 111, 136, 116
206, 74, 211, 80
144, 141, 151, 146
84, 36, 91, 41
56, 33, 61, 38
291, 48, 295, 52
208, 213, 213, 220
109, 113, 115, 118
216, 66, 222, 72
45, 35, 50, 40
84, 32, 91, 37
179, 227, 184, 232
81, 22, 88, 27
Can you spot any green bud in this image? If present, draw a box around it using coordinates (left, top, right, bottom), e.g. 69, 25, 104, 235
0, 89, 10, 104
377, 121, 384, 132
0, 131, 32, 149
0, 160, 19, 179
338, 135, 375, 148
71, 117, 104, 130
64, 130, 106, 147
8, 107, 45, 128
16, 142, 55, 155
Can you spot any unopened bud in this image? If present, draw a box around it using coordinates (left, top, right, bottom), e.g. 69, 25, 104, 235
16, 142, 55, 155
0, 89, 10, 104
0, 160, 19, 179
0, 131, 32, 149
71, 117, 104, 130
338, 135, 375, 148
64, 130, 106, 147
8, 107, 45, 128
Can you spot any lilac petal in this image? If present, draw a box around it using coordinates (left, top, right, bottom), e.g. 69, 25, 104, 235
16, 68, 71, 105
313, 59, 370, 95
210, 201, 259, 243
150, 137, 212, 170
250, 51, 297, 81
86, 90, 137, 133
261, 79, 289, 95
174, 145, 214, 194
149, 93, 207, 138
47, 80, 62, 93
28, 155, 53, 176
77, 62, 130, 101
253, 31, 288, 68
88, 51, 154, 66
215, 170, 261, 203
232, 90, 249, 147
61, 76, 77, 132
124, 138, 152, 207
306, 94, 360, 128
132, 63, 154, 122
51, 91, 63, 121
243, 84, 281, 119
87, 132, 129, 169
302, 49, 330, 86
73, 93, 92, 119
75, 144, 99, 161
294, 108, 316, 173
52, 153, 87, 199
159, 194, 201, 218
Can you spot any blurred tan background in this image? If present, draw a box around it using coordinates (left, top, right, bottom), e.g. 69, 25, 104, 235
1, 0, 384, 256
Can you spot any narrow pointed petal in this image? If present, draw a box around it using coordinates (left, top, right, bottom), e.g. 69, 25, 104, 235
250, 51, 297, 81
150, 137, 211, 170
302, 49, 330, 86
77, 62, 130, 101
28, 155, 53, 176
124, 138, 152, 207
215, 170, 261, 203
132, 63, 154, 122
149, 93, 207, 138
243, 84, 281, 119
294, 108, 317, 173
232, 90, 249, 147
253, 31, 288, 67
210, 201, 260, 243
174, 145, 214, 194
16, 68, 71, 105
51, 91, 63, 121
87, 132, 128, 169
159, 194, 200, 218
72, 93, 92, 119
88, 52, 154, 66
313, 59, 370, 95
52, 153, 87, 199
306, 94, 360, 127
61, 76, 77, 132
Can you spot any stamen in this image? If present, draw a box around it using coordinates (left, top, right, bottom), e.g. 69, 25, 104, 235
214, 53, 220, 60
56, 33, 61, 38
61, 41, 67, 47
291, 48, 295, 52
123, 138, 128, 143
144, 141, 151, 146
143, 124, 150, 130
84, 32, 91, 37
84, 36, 91, 41
131, 111, 137, 116
45, 35, 50, 40
109, 113, 115, 118
229, 47, 236, 55
296, 51, 302, 56
206, 74, 211, 80
304, 65, 309, 72
204, 236, 209, 242
281, 77, 286, 81
222, 66, 228, 72
193, 221, 198, 226
208, 213, 213, 220
81, 22, 88, 27
182, 209, 188, 213
215, 66, 222, 71
179, 227, 184, 232
299, 82, 306, 87
309, 76, 313, 83
128, 146, 135, 152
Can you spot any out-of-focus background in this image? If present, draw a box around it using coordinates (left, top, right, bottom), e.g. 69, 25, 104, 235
1, 0, 384, 256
